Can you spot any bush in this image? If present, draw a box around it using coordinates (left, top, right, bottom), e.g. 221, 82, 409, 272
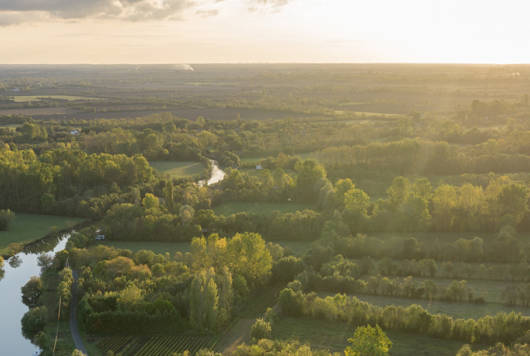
251, 318, 272, 340
0, 209, 15, 231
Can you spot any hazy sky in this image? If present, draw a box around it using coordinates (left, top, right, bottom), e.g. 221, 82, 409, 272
1, 0, 529, 64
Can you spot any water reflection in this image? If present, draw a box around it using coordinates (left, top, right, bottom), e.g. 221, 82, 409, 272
0, 233, 70, 355
9, 255, 22, 268
198, 160, 226, 187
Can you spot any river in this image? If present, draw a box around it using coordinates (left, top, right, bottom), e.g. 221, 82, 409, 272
199, 160, 226, 186
0, 234, 70, 355
0, 162, 224, 355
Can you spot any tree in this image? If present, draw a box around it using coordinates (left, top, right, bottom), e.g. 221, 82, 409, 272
190, 268, 219, 330
343, 187, 371, 232
227, 232, 272, 288
495, 183, 528, 226
0, 209, 15, 231
142, 193, 160, 212
295, 160, 327, 203
21, 306, 48, 340
37, 254, 53, 272
345, 325, 392, 356
21, 276, 43, 308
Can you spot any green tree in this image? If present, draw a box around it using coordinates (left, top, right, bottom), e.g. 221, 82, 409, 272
21, 276, 43, 308
0, 209, 15, 230
295, 160, 327, 203
190, 268, 219, 330
345, 325, 392, 356
21, 306, 48, 340
227, 232, 272, 288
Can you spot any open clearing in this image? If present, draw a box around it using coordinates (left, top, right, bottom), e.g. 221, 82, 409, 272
272, 317, 466, 355
213, 202, 314, 216
150, 161, 205, 179
99, 241, 190, 254
0, 213, 82, 249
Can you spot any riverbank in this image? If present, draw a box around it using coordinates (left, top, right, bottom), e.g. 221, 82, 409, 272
0, 235, 72, 355
0, 215, 88, 258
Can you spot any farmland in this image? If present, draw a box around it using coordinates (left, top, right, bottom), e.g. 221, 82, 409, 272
96, 335, 219, 355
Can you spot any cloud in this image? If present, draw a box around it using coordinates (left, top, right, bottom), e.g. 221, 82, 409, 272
0, 0, 195, 24
0, 0, 291, 25
195, 9, 219, 17
253, 0, 289, 7
248, 0, 290, 13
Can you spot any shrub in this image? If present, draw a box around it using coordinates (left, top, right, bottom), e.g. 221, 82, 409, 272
251, 318, 272, 340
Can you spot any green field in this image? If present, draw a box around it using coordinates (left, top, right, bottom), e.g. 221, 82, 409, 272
272, 317, 466, 355
0, 213, 82, 249
150, 161, 206, 179
354, 294, 530, 319
12, 95, 102, 102
99, 241, 190, 254
213, 202, 314, 216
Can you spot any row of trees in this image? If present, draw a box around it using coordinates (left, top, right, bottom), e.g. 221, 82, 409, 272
318, 255, 530, 282
307, 233, 529, 267
278, 288, 530, 344
301, 272, 485, 304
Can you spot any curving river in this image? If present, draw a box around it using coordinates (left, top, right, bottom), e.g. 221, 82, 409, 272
0, 234, 70, 355
199, 160, 226, 186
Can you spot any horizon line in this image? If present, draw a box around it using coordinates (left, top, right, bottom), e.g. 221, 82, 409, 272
1, 62, 530, 66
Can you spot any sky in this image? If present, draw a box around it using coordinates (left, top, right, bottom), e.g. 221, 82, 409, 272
0, 0, 529, 64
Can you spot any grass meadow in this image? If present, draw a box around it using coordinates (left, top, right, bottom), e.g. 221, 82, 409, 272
0, 213, 82, 249
150, 161, 206, 179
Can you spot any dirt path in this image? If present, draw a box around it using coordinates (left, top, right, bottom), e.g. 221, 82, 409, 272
216, 318, 254, 355
70, 270, 88, 355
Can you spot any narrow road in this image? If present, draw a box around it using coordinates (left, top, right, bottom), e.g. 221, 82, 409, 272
70, 270, 88, 355
217, 318, 254, 354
